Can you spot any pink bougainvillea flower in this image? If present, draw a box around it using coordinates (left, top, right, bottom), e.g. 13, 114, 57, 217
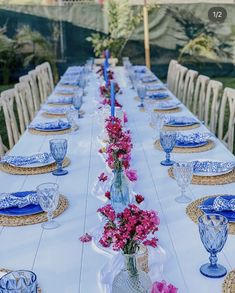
125, 169, 138, 182
79, 233, 92, 243
151, 280, 178, 293
135, 194, 144, 204
104, 191, 111, 200
98, 172, 108, 182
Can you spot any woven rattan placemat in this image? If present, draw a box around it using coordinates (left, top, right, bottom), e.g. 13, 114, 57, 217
154, 107, 181, 114
0, 195, 68, 227
0, 157, 70, 175
186, 195, 235, 234
223, 270, 235, 293
168, 167, 235, 185
154, 140, 215, 153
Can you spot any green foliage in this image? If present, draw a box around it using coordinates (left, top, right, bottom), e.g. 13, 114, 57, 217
168, 7, 234, 64
0, 25, 58, 84
87, 0, 143, 58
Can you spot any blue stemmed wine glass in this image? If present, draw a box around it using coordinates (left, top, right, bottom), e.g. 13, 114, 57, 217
73, 95, 83, 118
160, 131, 176, 166
198, 214, 228, 278
137, 83, 146, 108
50, 139, 68, 176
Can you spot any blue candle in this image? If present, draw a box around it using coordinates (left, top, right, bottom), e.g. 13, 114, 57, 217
105, 49, 110, 68
103, 63, 108, 87
110, 81, 115, 118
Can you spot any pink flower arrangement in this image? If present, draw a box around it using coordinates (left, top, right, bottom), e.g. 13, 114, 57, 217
97, 204, 160, 254
151, 281, 178, 293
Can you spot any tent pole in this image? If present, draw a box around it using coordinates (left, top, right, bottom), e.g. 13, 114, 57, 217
143, 0, 151, 69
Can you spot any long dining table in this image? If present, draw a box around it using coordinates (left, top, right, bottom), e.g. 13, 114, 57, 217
0, 66, 234, 293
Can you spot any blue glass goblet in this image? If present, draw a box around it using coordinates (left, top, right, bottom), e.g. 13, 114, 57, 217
137, 83, 146, 108
160, 131, 176, 166
50, 139, 68, 176
198, 214, 228, 278
73, 95, 83, 118
0, 270, 37, 293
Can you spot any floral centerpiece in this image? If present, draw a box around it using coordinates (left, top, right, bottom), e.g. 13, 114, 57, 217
98, 203, 160, 292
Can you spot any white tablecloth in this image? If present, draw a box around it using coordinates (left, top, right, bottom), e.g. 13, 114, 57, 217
0, 67, 234, 293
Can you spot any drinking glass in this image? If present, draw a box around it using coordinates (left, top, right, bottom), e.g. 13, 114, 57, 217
0, 270, 37, 293
160, 131, 176, 166
137, 83, 146, 108
173, 161, 193, 203
50, 139, 68, 176
73, 95, 83, 118
37, 183, 60, 230
198, 214, 228, 278
153, 113, 167, 139
79, 74, 86, 94
66, 109, 79, 132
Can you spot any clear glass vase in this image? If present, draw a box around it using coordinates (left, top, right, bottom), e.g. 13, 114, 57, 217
110, 168, 130, 213
112, 253, 152, 293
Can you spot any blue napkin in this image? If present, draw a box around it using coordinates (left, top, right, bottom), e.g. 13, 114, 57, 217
147, 92, 169, 99
1, 153, 52, 166
0, 191, 38, 209
29, 120, 71, 131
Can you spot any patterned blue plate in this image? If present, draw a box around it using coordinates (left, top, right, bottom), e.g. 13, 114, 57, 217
0, 191, 42, 217
201, 196, 235, 222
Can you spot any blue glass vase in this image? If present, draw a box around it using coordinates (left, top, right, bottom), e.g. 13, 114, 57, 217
110, 168, 130, 213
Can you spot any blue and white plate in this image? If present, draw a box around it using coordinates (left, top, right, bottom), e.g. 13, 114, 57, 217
134, 66, 146, 74
155, 101, 181, 110
200, 195, 235, 222
175, 141, 207, 148
165, 117, 198, 127
142, 76, 158, 83
30, 121, 71, 132
176, 132, 212, 148
193, 160, 234, 176
0, 191, 42, 217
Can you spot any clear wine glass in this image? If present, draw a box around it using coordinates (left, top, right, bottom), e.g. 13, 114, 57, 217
173, 161, 193, 203
153, 113, 167, 139
50, 139, 68, 176
137, 83, 146, 108
66, 109, 79, 132
160, 131, 176, 166
198, 214, 228, 278
37, 183, 60, 230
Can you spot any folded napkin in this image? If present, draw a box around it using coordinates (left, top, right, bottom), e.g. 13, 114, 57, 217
176, 133, 212, 144
147, 92, 169, 99
142, 76, 158, 83
166, 116, 197, 125
199, 196, 235, 212
29, 120, 70, 131
156, 101, 180, 109
1, 153, 52, 166
134, 66, 146, 73
47, 94, 73, 104
0, 191, 38, 209
42, 105, 74, 115
193, 161, 234, 174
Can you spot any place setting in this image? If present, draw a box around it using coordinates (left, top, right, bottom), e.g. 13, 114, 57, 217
163, 115, 201, 131
153, 100, 182, 113
28, 119, 73, 135
0, 139, 70, 175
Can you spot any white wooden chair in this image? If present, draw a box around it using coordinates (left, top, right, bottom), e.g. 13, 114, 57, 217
36, 62, 54, 102
94, 58, 118, 67
28, 69, 43, 105
15, 82, 34, 134
166, 59, 178, 92
0, 102, 8, 156
173, 64, 188, 100
0, 89, 21, 149
218, 87, 235, 152
204, 80, 223, 134
19, 74, 41, 114
192, 75, 210, 119
182, 69, 199, 110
